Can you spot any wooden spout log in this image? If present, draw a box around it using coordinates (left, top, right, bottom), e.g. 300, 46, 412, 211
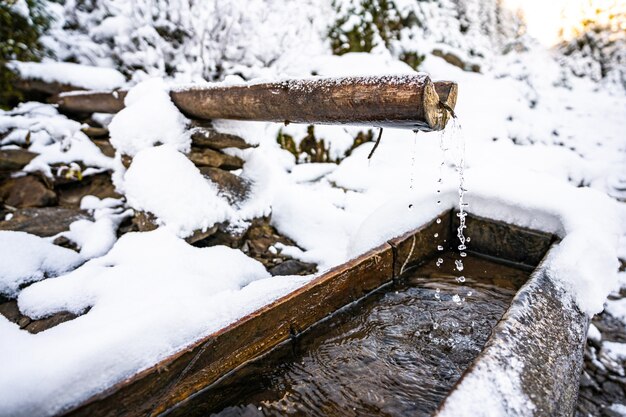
434, 81, 458, 112
55, 75, 458, 131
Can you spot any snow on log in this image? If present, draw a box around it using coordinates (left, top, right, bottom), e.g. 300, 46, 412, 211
55, 75, 458, 131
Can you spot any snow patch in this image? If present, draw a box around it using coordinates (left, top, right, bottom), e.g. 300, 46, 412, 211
8, 61, 125, 90
0, 232, 82, 298
1, 229, 311, 417
122, 145, 234, 238
108, 78, 189, 157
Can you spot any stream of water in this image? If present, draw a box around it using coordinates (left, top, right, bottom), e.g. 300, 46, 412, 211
164, 253, 529, 417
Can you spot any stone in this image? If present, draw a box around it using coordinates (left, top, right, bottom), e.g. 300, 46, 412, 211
0, 175, 57, 208
0, 149, 37, 172
0, 207, 90, 237
56, 172, 121, 207
192, 224, 248, 249
25, 311, 79, 334
81, 126, 109, 139
198, 167, 251, 205
191, 127, 252, 150
133, 211, 218, 244
432, 49, 481, 73
0, 300, 21, 323
133, 211, 158, 232
0, 299, 81, 334
185, 225, 219, 245
187, 147, 244, 170
602, 380, 624, 398
269, 259, 317, 276
92, 139, 116, 158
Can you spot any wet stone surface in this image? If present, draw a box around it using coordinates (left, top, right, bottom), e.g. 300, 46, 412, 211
0, 206, 91, 237
165, 252, 529, 417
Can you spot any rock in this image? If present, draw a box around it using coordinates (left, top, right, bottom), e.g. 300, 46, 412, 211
56, 172, 121, 207
0, 300, 21, 323
432, 49, 481, 73
185, 225, 219, 245
0, 149, 37, 172
0, 207, 90, 237
0, 298, 81, 333
198, 167, 251, 205
133, 210, 219, 244
187, 147, 244, 170
133, 211, 158, 232
191, 127, 253, 150
0, 175, 57, 208
602, 380, 624, 398
25, 311, 79, 334
92, 139, 116, 158
13, 77, 77, 97
269, 260, 317, 276
81, 126, 109, 139
121, 154, 133, 169
241, 218, 307, 270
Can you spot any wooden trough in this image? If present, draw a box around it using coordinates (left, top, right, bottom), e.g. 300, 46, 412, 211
43, 75, 586, 415
60, 211, 587, 417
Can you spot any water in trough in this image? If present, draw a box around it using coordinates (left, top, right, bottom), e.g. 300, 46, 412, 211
164, 251, 530, 417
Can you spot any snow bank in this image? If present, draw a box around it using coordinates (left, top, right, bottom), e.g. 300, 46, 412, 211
0, 228, 311, 417
0, 232, 82, 298
108, 78, 189, 157
8, 61, 125, 90
122, 145, 235, 238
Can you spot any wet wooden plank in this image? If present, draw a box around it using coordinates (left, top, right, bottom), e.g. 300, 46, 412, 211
388, 210, 452, 276
452, 212, 556, 268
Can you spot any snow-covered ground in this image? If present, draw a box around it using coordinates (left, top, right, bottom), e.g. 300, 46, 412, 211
1, 16, 625, 417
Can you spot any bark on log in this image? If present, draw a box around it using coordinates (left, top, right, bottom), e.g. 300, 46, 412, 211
55, 76, 458, 131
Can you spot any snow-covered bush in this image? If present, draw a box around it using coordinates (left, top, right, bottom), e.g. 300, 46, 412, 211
44, 0, 331, 83
328, 0, 525, 72
0, 0, 52, 107
557, 2, 626, 91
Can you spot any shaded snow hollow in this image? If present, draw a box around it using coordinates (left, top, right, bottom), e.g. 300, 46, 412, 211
0, 51, 624, 416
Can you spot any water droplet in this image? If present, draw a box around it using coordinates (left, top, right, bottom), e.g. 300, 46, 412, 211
452, 294, 461, 304
437, 245, 444, 251
436, 218, 442, 224
467, 291, 473, 296
460, 252, 467, 257
437, 200, 441, 205
466, 236, 471, 242
434, 233, 439, 238
455, 260, 464, 271
433, 322, 439, 329
458, 276, 466, 283
458, 244, 467, 251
